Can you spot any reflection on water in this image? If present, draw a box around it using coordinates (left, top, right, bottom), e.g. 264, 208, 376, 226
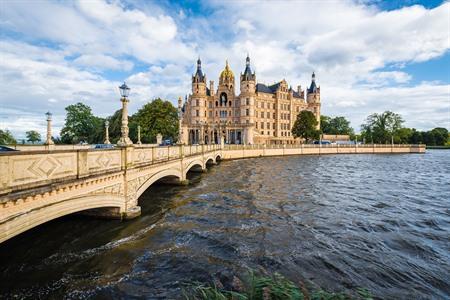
1, 151, 449, 299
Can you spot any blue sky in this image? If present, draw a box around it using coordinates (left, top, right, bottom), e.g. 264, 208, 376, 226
0, 0, 449, 139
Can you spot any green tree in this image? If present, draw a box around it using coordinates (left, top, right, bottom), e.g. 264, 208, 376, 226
291, 110, 320, 142
394, 127, 413, 144
60, 102, 103, 144
321, 115, 354, 136
430, 127, 448, 146
361, 111, 404, 143
320, 115, 332, 133
0, 129, 16, 145
26, 130, 41, 144
131, 98, 178, 143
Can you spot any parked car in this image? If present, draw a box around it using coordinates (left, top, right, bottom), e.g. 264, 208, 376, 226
313, 140, 331, 145
93, 144, 115, 149
0, 145, 19, 152
159, 139, 174, 146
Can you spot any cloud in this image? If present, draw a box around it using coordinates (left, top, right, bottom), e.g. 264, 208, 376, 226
73, 54, 133, 71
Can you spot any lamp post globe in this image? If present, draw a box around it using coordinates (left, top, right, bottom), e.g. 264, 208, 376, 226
45, 111, 52, 121
119, 82, 130, 98
105, 120, 109, 127
117, 82, 133, 146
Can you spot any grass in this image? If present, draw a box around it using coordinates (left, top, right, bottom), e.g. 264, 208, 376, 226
183, 271, 373, 300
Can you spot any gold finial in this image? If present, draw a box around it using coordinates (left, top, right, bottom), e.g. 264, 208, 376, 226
220, 59, 234, 80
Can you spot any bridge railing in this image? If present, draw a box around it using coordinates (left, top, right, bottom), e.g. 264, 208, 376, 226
223, 143, 424, 150
0, 144, 221, 196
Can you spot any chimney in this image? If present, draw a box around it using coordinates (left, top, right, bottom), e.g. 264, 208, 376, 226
297, 85, 301, 95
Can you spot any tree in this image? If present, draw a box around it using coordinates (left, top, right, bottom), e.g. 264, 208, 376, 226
321, 115, 354, 136
0, 129, 16, 145
361, 111, 404, 143
430, 127, 448, 146
60, 102, 103, 144
394, 127, 413, 144
291, 110, 320, 142
131, 98, 179, 143
320, 115, 332, 133
26, 130, 41, 144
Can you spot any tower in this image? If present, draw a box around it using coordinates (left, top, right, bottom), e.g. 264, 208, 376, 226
192, 57, 207, 95
306, 72, 321, 128
239, 54, 256, 144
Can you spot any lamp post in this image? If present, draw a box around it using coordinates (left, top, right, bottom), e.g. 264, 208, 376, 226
117, 82, 133, 146
45, 111, 54, 145
104, 120, 111, 144
137, 125, 142, 145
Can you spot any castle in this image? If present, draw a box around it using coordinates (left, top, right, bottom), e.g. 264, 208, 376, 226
179, 55, 320, 145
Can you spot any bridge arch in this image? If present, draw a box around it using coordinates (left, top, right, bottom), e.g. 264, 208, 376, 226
135, 168, 182, 199
185, 159, 204, 176
205, 156, 215, 166
215, 154, 222, 162
0, 194, 125, 243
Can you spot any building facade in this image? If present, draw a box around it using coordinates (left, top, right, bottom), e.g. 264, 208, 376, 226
179, 56, 321, 145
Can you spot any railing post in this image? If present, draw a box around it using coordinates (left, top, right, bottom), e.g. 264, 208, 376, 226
152, 146, 156, 163
77, 149, 89, 178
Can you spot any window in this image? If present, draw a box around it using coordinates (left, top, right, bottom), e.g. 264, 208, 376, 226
273, 123, 275, 129
196, 99, 199, 106
261, 111, 264, 118
229, 101, 232, 107
209, 102, 212, 108
262, 102, 264, 109
196, 110, 199, 117
273, 113, 276, 119
216, 111, 218, 116
246, 120, 249, 124
267, 122, 270, 129
261, 122, 264, 129
246, 108, 249, 116
267, 112, 270, 118
216, 101, 218, 107
273, 103, 276, 109
256, 122, 258, 129
209, 111, 212, 117
261, 131, 264, 135
246, 98, 250, 105
204, 111, 206, 117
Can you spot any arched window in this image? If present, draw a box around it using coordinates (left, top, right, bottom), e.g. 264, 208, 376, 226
215, 101, 218, 107
229, 101, 232, 107
220, 92, 228, 106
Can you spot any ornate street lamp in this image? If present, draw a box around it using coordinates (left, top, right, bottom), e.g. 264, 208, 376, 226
104, 120, 111, 144
45, 111, 54, 145
117, 82, 133, 146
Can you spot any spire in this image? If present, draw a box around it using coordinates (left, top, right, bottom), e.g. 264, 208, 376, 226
308, 72, 318, 93
193, 57, 204, 82
242, 53, 254, 81
220, 59, 234, 82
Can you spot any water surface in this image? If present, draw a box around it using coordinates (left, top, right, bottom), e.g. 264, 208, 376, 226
1, 151, 449, 299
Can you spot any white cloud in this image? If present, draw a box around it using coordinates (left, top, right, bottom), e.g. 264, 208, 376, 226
73, 54, 133, 71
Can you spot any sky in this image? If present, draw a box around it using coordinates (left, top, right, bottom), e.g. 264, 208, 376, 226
0, 0, 449, 140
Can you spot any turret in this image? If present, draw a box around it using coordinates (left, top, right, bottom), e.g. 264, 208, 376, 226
306, 72, 321, 128
240, 54, 256, 94
307, 72, 320, 103
192, 57, 207, 95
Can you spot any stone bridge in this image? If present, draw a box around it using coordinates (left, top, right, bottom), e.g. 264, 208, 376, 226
0, 144, 221, 243
0, 143, 424, 243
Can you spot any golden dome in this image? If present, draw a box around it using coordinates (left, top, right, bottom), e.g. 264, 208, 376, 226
220, 60, 234, 80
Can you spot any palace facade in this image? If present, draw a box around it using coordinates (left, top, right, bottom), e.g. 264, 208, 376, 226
179, 56, 321, 145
